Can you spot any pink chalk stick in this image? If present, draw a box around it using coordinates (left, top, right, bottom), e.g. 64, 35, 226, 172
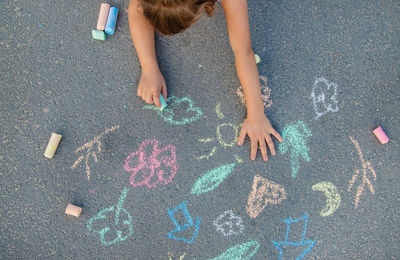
373, 126, 389, 144
65, 204, 82, 217
96, 3, 110, 31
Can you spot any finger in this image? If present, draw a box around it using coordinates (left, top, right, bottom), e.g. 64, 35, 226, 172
250, 139, 257, 161
237, 126, 247, 146
266, 135, 276, 156
153, 92, 161, 108
145, 93, 154, 104
137, 87, 142, 97
272, 130, 283, 143
161, 84, 168, 101
259, 138, 268, 161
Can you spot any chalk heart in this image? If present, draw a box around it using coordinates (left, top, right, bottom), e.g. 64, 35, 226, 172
124, 139, 177, 188
87, 206, 133, 246
246, 174, 287, 218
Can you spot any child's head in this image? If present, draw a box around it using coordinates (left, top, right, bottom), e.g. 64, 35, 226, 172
139, 0, 217, 35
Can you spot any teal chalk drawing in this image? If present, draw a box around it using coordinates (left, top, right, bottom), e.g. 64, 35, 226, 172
143, 96, 202, 125
191, 163, 236, 196
273, 212, 316, 260
209, 240, 260, 260
87, 187, 133, 246
278, 121, 312, 178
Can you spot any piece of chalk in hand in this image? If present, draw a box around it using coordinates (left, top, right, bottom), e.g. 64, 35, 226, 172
92, 30, 106, 41
373, 126, 389, 144
105, 7, 118, 35
97, 3, 110, 31
65, 204, 82, 217
159, 95, 168, 111
44, 133, 62, 159
255, 54, 261, 64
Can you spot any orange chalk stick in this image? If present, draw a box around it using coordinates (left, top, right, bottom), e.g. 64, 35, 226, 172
44, 133, 62, 159
97, 3, 110, 31
65, 204, 82, 217
373, 126, 389, 144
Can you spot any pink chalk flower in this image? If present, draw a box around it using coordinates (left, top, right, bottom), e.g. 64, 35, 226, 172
124, 139, 177, 188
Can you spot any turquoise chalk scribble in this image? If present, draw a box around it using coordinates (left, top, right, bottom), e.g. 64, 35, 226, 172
191, 163, 236, 196
278, 121, 312, 178
87, 187, 133, 246
143, 96, 202, 125
209, 240, 260, 260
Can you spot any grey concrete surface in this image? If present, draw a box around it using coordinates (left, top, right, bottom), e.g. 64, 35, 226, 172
1, 0, 399, 259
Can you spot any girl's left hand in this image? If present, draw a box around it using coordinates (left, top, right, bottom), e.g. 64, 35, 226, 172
237, 113, 283, 161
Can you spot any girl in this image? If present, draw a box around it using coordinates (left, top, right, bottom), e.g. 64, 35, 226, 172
128, 0, 283, 161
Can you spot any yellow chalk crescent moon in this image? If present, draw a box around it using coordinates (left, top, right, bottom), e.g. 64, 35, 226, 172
312, 181, 341, 216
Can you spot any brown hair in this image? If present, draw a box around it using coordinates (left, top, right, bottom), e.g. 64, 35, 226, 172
139, 0, 217, 35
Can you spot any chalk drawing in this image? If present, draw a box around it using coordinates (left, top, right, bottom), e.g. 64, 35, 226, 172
197, 103, 242, 161
237, 76, 272, 108
143, 96, 202, 125
167, 201, 201, 244
72, 125, 120, 180
213, 210, 244, 236
273, 212, 316, 260
348, 136, 377, 208
246, 174, 287, 218
312, 181, 341, 216
278, 121, 312, 178
191, 163, 236, 196
87, 187, 133, 246
310, 77, 339, 119
124, 139, 177, 188
168, 252, 186, 260
209, 240, 260, 260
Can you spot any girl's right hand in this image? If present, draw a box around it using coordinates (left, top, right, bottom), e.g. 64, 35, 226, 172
137, 68, 168, 108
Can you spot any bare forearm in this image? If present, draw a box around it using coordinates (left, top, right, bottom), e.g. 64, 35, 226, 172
234, 48, 264, 118
128, 0, 159, 72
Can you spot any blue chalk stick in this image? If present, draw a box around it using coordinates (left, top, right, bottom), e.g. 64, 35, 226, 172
159, 95, 168, 111
105, 7, 118, 35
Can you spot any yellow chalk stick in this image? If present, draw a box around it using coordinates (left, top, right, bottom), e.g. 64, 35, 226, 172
44, 133, 62, 159
65, 204, 82, 217
255, 54, 261, 64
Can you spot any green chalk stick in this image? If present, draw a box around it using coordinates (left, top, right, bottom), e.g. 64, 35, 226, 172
159, 95, 168, 111
92, 30, 106, 41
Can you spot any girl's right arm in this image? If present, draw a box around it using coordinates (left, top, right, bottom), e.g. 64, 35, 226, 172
128, 0, 167, 108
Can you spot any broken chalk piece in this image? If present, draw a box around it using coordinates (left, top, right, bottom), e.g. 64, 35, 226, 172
65, 204, 82, 217
96, 3, 110, 31
92, 30, 106, 41
373, 126, 389, 144
159, 95, 168, 111
105, 7, 119, 35
44, 133, 62, 159
255, 54, 261, 64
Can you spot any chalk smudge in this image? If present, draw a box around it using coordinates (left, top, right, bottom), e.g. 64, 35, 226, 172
348, 136, 377, 208
124, 139, 177, 188
168, 252, 186, 260
246, 174, 287, 218
273, 212, 315, 260
213, 210, 244, 236
167, 201, 201, 244
237, 76, 272, 108
87, 187, 133, 246
310, 77, 339, 119
72, 125, 120, 180
312, 181, 341, 216
278, 121, 312, 178
191, 163, 236, 196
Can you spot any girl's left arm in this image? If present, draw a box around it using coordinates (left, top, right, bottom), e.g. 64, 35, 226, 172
220, 0, 282, 161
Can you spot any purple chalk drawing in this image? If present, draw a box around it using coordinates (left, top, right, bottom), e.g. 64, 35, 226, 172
124, 139, 177, 188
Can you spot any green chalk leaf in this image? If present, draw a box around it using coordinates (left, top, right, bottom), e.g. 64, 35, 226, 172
191, 163, 236, 196
209, 240, 260, 260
